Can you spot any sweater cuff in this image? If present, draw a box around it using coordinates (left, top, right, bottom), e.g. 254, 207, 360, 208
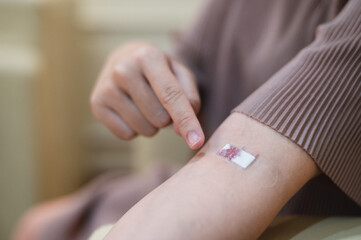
233, 0, 361, 206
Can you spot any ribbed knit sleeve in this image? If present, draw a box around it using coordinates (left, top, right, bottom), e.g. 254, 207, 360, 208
233, 0, 361, 205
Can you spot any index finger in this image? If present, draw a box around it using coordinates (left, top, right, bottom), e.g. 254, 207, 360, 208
137, 48, 204, 149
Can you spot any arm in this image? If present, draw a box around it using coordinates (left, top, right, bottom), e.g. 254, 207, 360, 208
104, 113, 320, 240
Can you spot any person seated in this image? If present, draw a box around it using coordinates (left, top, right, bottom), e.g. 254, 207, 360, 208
13, 0, 361, 239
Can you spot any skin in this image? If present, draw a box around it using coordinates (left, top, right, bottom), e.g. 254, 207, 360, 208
91, 42, 204, 149
103, 113, 320, 240
92, 42, 320, 239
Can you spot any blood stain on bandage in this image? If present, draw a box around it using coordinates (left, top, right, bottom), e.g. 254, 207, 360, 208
217, 144, 256, 169
217, 144, 241, 161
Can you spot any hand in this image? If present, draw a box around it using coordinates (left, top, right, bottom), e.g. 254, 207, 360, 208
91, 42, 204, 149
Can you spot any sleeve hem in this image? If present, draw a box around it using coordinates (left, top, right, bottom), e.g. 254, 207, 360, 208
231, 109, 361, 207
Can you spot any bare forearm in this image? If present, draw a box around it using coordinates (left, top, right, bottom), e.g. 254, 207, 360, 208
104, 113, 320, 240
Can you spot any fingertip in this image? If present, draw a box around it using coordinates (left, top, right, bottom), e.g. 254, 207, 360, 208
186, 130, 205, 150
189, 140, 204, 150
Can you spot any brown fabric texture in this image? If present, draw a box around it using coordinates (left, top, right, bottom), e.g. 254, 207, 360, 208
174, 0, 361, 214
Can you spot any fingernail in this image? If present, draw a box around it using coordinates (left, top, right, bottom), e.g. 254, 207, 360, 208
187, 131, 201, 147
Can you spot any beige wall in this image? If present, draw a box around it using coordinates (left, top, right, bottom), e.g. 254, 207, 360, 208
0, 0, 202, 238
0, 1, 41, 239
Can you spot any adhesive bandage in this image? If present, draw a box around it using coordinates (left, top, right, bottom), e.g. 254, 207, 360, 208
217, 143, 279, 188
217, 144, 257, 168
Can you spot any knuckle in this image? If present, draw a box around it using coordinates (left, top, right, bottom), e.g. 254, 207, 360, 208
113, 60, 137, 83
114, 125, 136, 140
142, 127, 158, 137
90, 94, 103, 117
120, 131, 136, 140
113, 64, 129, 81
177, 114, 193, 130
90, 93, 98, 108
160, 86, 183, 106
156, 113, 171, 128
135, 46, 163, 63
101, 84, 117, 98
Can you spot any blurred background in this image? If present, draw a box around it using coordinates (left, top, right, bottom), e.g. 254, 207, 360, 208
0, 0, 202, 238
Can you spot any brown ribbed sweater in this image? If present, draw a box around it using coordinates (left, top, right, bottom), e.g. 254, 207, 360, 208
174, 0, 361, 215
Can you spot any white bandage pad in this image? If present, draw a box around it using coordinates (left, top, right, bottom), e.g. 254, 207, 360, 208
217, 144, 256, 168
